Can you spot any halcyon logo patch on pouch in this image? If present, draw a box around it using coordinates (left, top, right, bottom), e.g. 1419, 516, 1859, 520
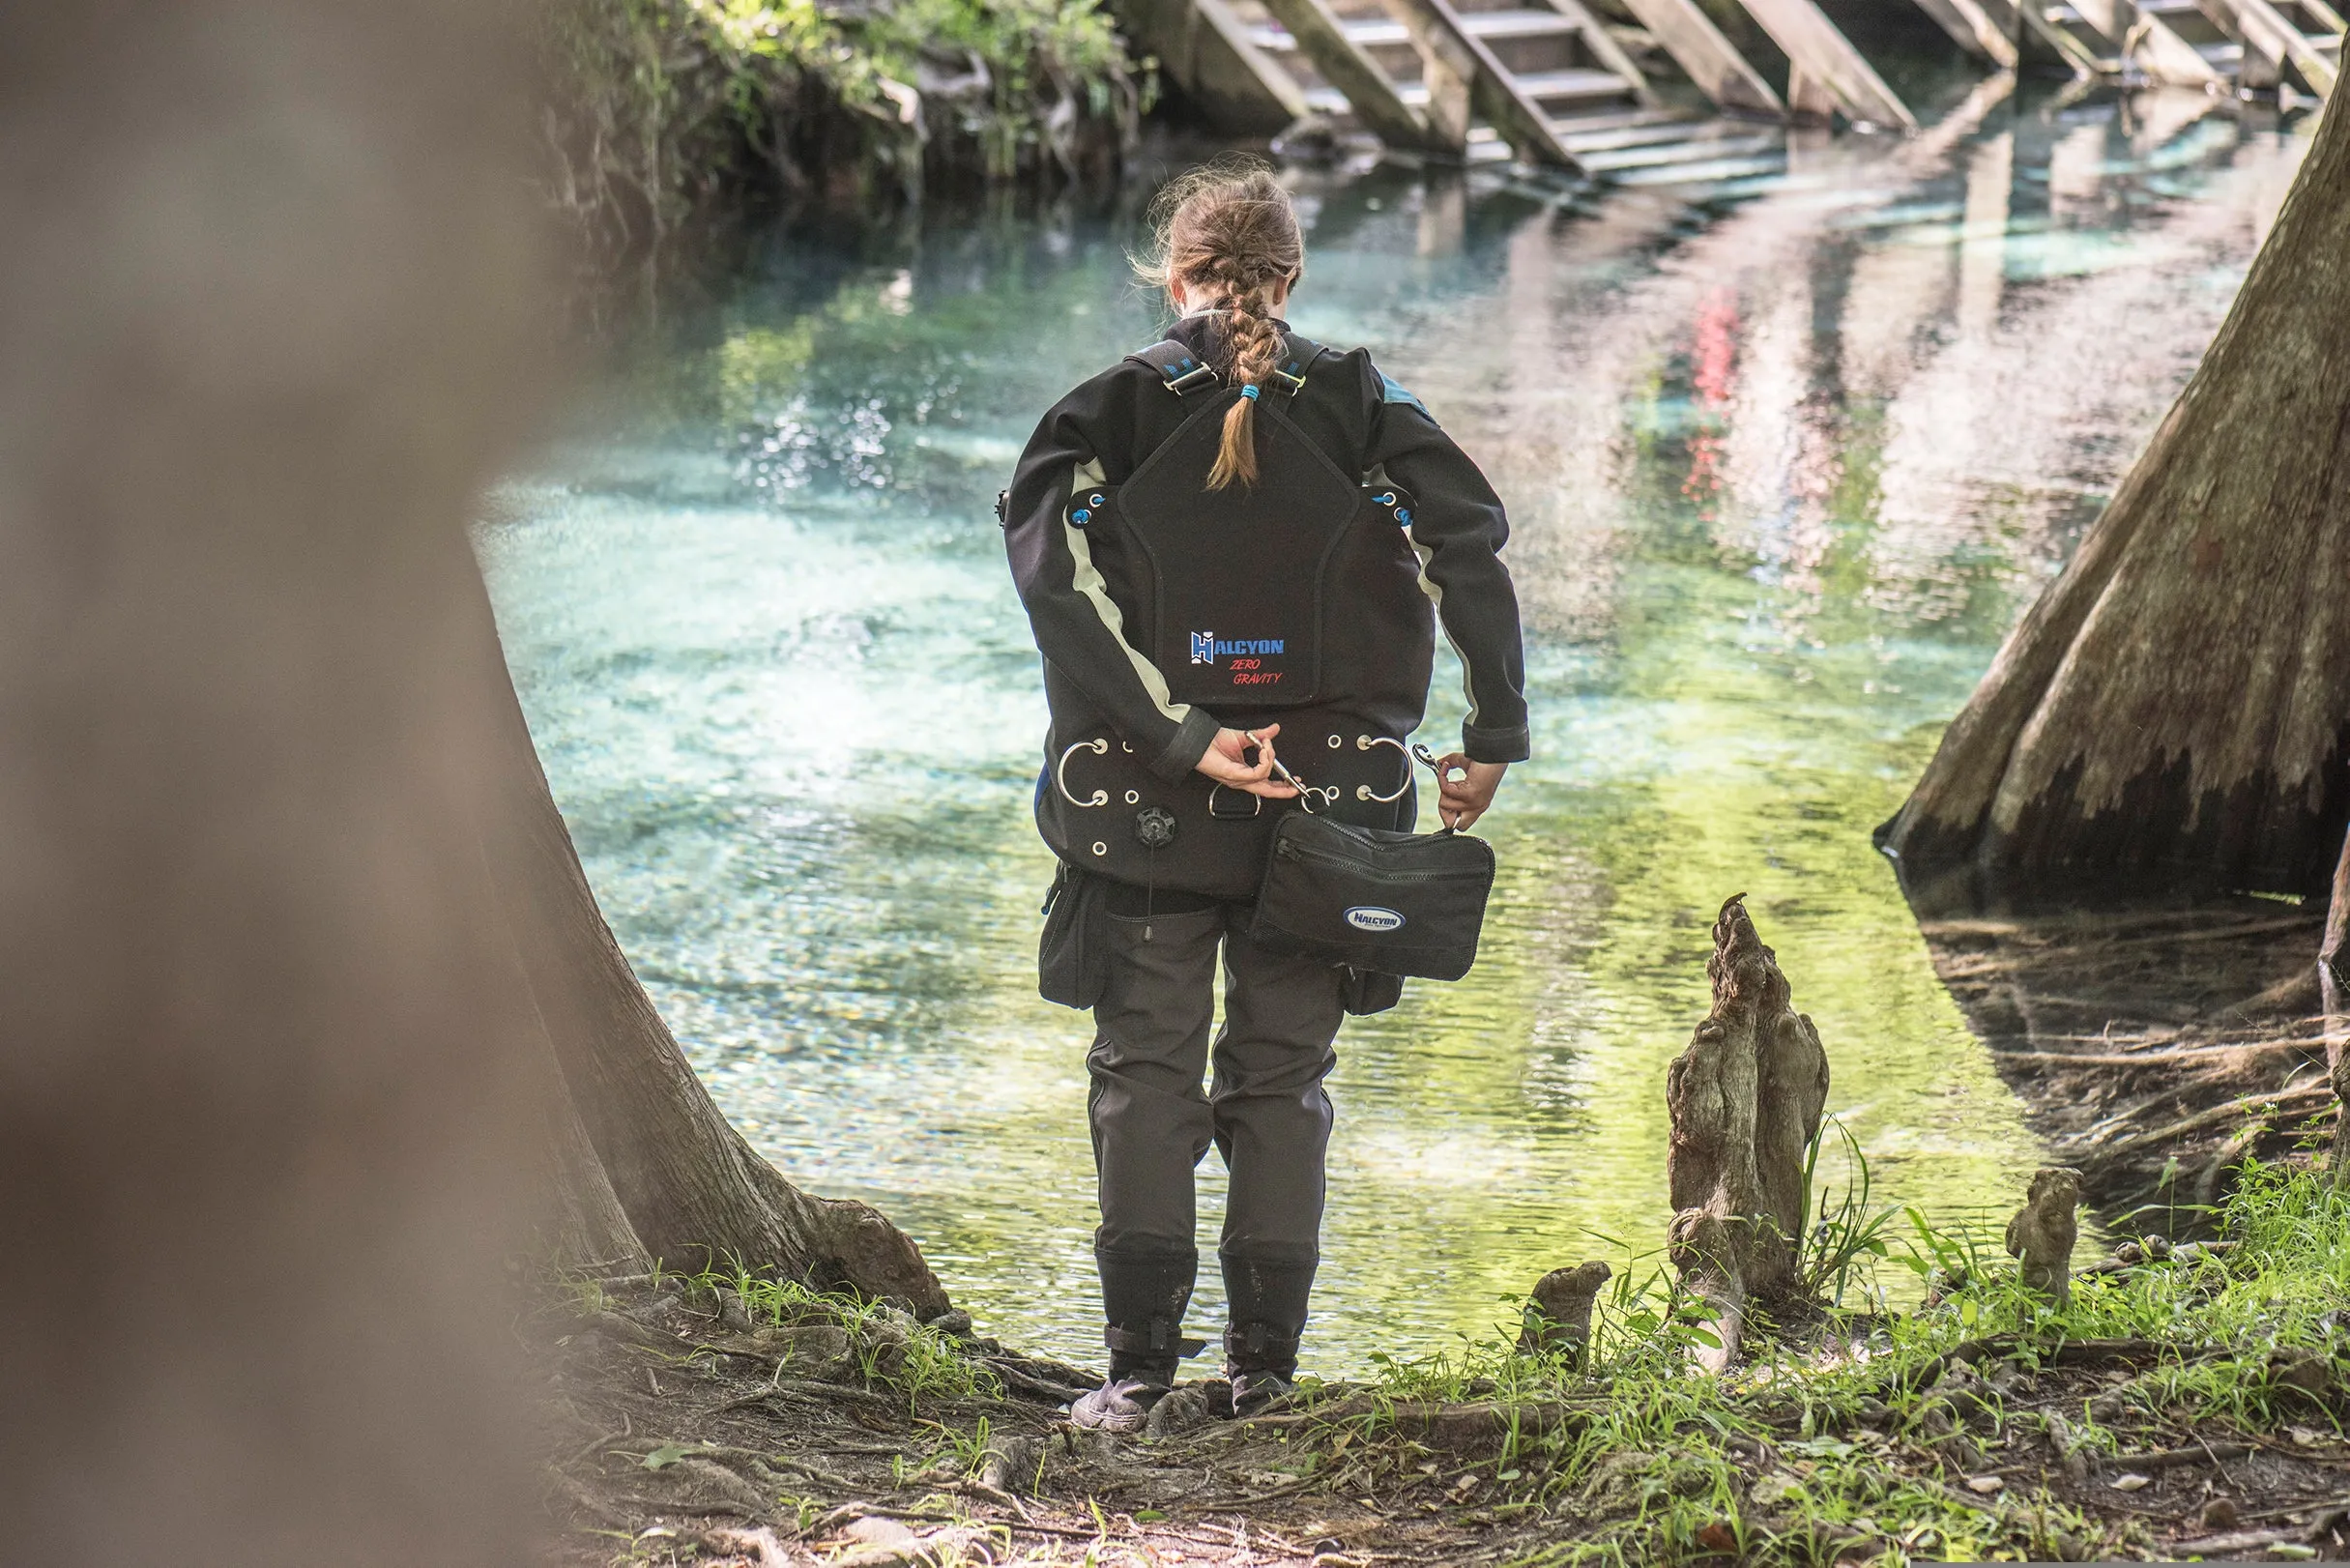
1344, 906, 1406, 932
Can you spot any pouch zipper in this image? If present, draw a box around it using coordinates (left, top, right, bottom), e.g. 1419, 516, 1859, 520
1275, 837, 1488, 881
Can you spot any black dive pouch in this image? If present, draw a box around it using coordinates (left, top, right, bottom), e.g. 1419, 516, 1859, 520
1037, 860, 1108, 1008
1247, 747, 1495, 982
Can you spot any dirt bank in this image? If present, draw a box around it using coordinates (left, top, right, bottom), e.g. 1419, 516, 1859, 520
537, 1159, 2350, 1567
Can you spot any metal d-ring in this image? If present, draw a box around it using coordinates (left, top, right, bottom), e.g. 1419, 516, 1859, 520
1265, 755, 1339, 814
1207, 783, 1262, 819
1353, 734, 1411, 802
1057, 738, 1110, 807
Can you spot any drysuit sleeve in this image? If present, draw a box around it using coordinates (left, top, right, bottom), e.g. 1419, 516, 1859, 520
1364, 363, 1531, 765
1002, 376, 1221, 783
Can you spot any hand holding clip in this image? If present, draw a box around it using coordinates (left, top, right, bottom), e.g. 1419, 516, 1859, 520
1415, 743, 1506, 830
1195, 724, 1298, 799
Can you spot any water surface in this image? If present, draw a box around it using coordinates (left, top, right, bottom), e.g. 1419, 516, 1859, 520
485, 89, 2310, 1372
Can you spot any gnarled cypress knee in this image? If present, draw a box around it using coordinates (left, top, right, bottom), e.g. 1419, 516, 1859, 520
1666, 895, 1831, 1368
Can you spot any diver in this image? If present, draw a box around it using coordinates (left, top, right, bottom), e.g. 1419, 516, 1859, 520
1000, 160, 1529, 1430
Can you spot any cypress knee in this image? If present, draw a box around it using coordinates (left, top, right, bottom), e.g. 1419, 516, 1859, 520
1665, 895, 1831, 1367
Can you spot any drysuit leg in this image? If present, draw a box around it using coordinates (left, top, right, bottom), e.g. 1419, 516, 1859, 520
1209, 916, 1344, 1375
1086, 904, 1223, 1378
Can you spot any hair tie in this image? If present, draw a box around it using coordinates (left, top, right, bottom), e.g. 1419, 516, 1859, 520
1240, 385, 1260, 401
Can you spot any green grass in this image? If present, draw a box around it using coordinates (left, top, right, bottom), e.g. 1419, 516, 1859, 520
569, 1259, 1005, 1409
1311, 1157, 2348, 1565
693, 1262, 1005, 1407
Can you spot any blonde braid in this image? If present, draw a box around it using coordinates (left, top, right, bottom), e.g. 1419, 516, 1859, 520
1207, 275, 1288, 490
1130, 159, 1305, 491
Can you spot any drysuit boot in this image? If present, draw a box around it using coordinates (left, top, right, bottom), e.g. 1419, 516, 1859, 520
1070, 1247, 1206, 1433
1222, 1253, 1316, 1418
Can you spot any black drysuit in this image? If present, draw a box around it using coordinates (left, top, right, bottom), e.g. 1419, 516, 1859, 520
1001, 312, 1528, 1377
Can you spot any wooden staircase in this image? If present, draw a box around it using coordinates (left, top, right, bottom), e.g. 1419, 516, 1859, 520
1117, 0, 2334, 187
2020, 0, 2338, 92
2194, 0, 2341, 92
1231, 0, 1794, 185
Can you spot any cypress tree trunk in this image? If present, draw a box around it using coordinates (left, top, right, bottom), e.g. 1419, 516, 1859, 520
471, 558, 948, 1314
1877, 99, 2350, 894
0, 7, 556, 1558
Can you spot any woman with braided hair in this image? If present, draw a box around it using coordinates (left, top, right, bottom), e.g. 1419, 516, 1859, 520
1001, 160, 1528, 1429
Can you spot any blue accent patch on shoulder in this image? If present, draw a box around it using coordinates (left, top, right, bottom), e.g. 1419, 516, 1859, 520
1379, 373, 1430, 419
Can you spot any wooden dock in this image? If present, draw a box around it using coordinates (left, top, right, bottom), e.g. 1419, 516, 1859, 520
2018, 0, 2339, 92
1120, 0, 2338, 186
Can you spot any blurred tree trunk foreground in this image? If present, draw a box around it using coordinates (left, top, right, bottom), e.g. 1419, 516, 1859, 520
0, 7, 946, 1561
1878, 97, 2350, 895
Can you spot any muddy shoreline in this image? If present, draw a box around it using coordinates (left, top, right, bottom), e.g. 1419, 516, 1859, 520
540, 1205, 2350, 1565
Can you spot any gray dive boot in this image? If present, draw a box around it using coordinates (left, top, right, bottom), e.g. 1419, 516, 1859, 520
1069, 1248, 1206, 1434
1222, 1254, 1315, 1418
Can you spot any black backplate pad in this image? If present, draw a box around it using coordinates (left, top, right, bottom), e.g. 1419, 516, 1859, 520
1117, 394, 1365, 710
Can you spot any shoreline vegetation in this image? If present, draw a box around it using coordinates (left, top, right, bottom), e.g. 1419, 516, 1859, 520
545, 1163, 2350, 1565
545, 902, 2350, 1566
539, 0, 1147, 266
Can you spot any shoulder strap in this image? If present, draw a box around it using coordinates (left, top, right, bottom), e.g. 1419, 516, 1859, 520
1124, 338, 1219, 396
1125, 333, 1333, 403
1263, 334, 1329, 412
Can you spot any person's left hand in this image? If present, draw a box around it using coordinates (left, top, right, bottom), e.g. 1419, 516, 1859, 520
1432, 755, 1507, 830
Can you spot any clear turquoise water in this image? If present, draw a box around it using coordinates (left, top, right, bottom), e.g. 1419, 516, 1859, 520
483, 90, 2310, 1373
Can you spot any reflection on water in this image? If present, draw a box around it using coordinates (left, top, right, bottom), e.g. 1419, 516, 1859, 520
483, 88, 2311, 1372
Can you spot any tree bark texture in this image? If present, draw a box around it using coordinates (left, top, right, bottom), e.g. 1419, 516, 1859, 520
2003, 1167, 2081, 1306
1878, 97, 2350, 894
1666, 896, 1831, 1367
1518, 1261, 1610, 1365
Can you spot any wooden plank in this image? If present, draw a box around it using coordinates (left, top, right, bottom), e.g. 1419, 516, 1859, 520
1972, 0, 2029, 35
1258, 0, 1453, 148
2017, 2, 2120, 71
2197, 0, 2339, 90
1374, 0, 1477, 149
1382, 0, 1589, 166
1547, 0, 1664, 106
1732, 0, 1919, 128
2071, 0, 2226, 81
1615, 0, 1785, 113
1910, 0, 2024, 64
1114, 0, 1309, 131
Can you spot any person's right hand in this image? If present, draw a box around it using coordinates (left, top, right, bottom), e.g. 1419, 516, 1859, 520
1195, 723, 1298, 799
